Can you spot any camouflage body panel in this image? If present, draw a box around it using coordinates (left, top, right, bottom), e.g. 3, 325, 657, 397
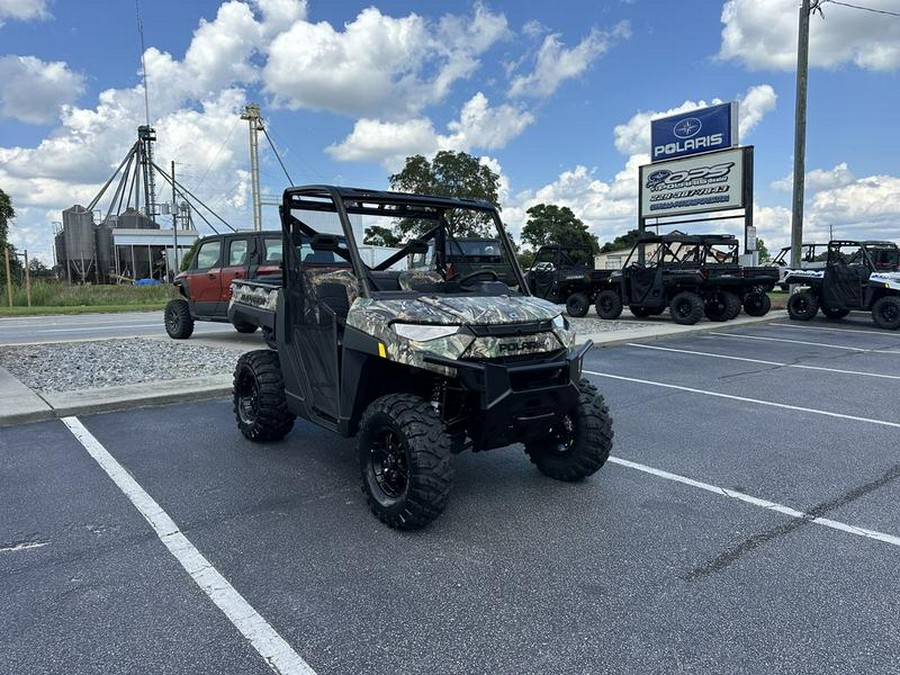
346, 294, 571, 376
230, 281, 279, 311
304, 267, 360, 303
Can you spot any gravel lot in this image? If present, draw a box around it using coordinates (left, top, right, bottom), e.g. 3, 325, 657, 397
0, 315, 653, 394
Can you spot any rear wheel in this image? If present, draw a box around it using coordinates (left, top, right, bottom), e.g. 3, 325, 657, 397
233, 350, 295, 442
872, 296, 900, 330
566, 293, 590, 318
233, 320, 258, 334
595, 290, 623, 319
358, 394, 454, 530
743, 292, 771, 317
669, 291, 704, 325
821, 306, 850, 320
787, 290, 819, 321
704, 292, 741, 322
164, 298, 194, 339
524, 379, 613, 481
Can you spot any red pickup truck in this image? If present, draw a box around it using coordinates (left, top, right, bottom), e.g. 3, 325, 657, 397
164, 231, 283, 340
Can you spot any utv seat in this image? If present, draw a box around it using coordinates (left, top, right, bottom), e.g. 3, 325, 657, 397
398, 269, 443, 291
304, 268, 360, 325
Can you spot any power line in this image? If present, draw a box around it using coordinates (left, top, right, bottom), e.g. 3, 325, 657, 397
261, 127, 294, 186
824, 0, 900, 17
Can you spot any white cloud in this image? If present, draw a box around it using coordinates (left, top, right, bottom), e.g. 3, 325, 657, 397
0, 0, 49, 24
508, 22, 630, 98
719, 0, 900, 71
771, 162, 857, 193
326, 92, 534, 167
0, 56, 84, 124
264, 4, 509, 118
613, 84, 776, 156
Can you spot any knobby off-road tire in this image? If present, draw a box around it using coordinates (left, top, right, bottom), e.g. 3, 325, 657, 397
821, 306, 850, 320
358, 393, 454, 530
233, 350, 295, 442
524, 378, 613, 481
669, 291, 704, 325
566, 293, 590, 318
164, 298, 194, 339
595, 290, 623, 320
704, 292, 741, 322
233, 320, 259, 334
787, 290, 819, 321
743, 292, 771, 317
872, 296, 900, 330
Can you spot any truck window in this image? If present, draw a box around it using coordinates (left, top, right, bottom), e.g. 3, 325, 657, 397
195, 240, 221, 270
228, 240, 248, 266
264, 238, 283, 263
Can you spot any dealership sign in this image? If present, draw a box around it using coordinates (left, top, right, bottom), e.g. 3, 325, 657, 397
639, 147, 750, 218
651, 102, 738, 163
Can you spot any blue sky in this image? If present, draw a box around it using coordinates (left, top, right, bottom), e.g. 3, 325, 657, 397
1, 0, 899, 262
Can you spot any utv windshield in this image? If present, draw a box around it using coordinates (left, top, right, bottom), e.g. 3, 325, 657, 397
282, 186, 526, 299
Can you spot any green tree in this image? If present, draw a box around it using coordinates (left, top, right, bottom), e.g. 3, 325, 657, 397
389, 151, 500, 238
363, 225, 401, 248
520, 204, 599, 253
599, 228, 642, 253
0, 188, 15, 253
756, 237, 769, 261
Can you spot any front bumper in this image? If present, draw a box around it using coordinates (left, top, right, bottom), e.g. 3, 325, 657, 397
424, 340, 592, 451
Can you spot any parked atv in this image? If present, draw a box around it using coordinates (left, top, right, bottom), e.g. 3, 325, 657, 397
783, 240, 900, 329
230, 186, 614, 529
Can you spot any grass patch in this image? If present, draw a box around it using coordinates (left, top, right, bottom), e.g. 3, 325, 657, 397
0, 280, 172, 316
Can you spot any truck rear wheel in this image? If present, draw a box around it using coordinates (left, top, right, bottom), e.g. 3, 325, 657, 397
743, 292, 771, 317
872, 296, 900, 330
233, 320, 259, 334
787, 291, 819, 321
595, 290, 623, 319
704, 292, 741, 322
164, 298, 194, 339
358, 393, 454, 530
566, 293, 590, 318
524, 378, 613, 481
669, 291, 704, 325
233, 350, 295, 442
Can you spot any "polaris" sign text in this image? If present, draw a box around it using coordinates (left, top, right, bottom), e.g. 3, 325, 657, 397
650, 102, 738, 163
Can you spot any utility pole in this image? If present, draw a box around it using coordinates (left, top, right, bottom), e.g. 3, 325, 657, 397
4, 247, 12, 307
241, 103, 264, 232
172, 160, 179, 273
791, 0, 815, 270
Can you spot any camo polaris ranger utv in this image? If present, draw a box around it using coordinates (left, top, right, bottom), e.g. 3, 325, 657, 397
231, 185, 613, 529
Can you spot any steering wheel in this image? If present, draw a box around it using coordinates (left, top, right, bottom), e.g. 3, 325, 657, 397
457, 269, 500, 285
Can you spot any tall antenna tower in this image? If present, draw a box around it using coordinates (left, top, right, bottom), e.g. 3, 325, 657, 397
136, 1, 157, 219
241, 103, 264, 231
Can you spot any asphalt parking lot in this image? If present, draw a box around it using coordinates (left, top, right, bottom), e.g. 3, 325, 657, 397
3, 316, 900, 674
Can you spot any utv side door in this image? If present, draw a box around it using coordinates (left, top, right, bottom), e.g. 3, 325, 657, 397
528, 247, 559, 300
822, 249, 868, 309
186, 237, 224, 318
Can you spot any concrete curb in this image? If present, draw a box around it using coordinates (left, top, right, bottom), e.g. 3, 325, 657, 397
0, 311, 787, 426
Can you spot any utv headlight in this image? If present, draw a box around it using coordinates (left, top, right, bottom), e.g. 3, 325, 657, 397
552, 314, 569, 331
392, 323, 460, 342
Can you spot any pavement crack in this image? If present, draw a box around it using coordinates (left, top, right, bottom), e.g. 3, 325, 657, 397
683, 462, 900, 581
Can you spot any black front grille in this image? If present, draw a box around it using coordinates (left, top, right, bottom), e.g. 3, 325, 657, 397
469, 320, 552, 337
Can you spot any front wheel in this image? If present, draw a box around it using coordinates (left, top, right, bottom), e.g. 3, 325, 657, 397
669, 291, 704, 325
164, 298, 194, 339
595, 290, 623, 320
872, 296, 900, 330
787, 290, 819, 321
358, 394, 454, 530
566, 293, 590, 318
743, 292, 771, 317
233, 350, 295, 442
704, 292, 741, 322
524, 379, 613, 481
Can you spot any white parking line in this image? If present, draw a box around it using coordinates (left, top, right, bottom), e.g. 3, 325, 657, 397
61, 417, 316, 675
708, 332, 900, 354
609, 456, 900, 549
627, 343, 900, 380
583, 370, 900, 429
772, 322, 900, 338
0, 541, 50, 553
